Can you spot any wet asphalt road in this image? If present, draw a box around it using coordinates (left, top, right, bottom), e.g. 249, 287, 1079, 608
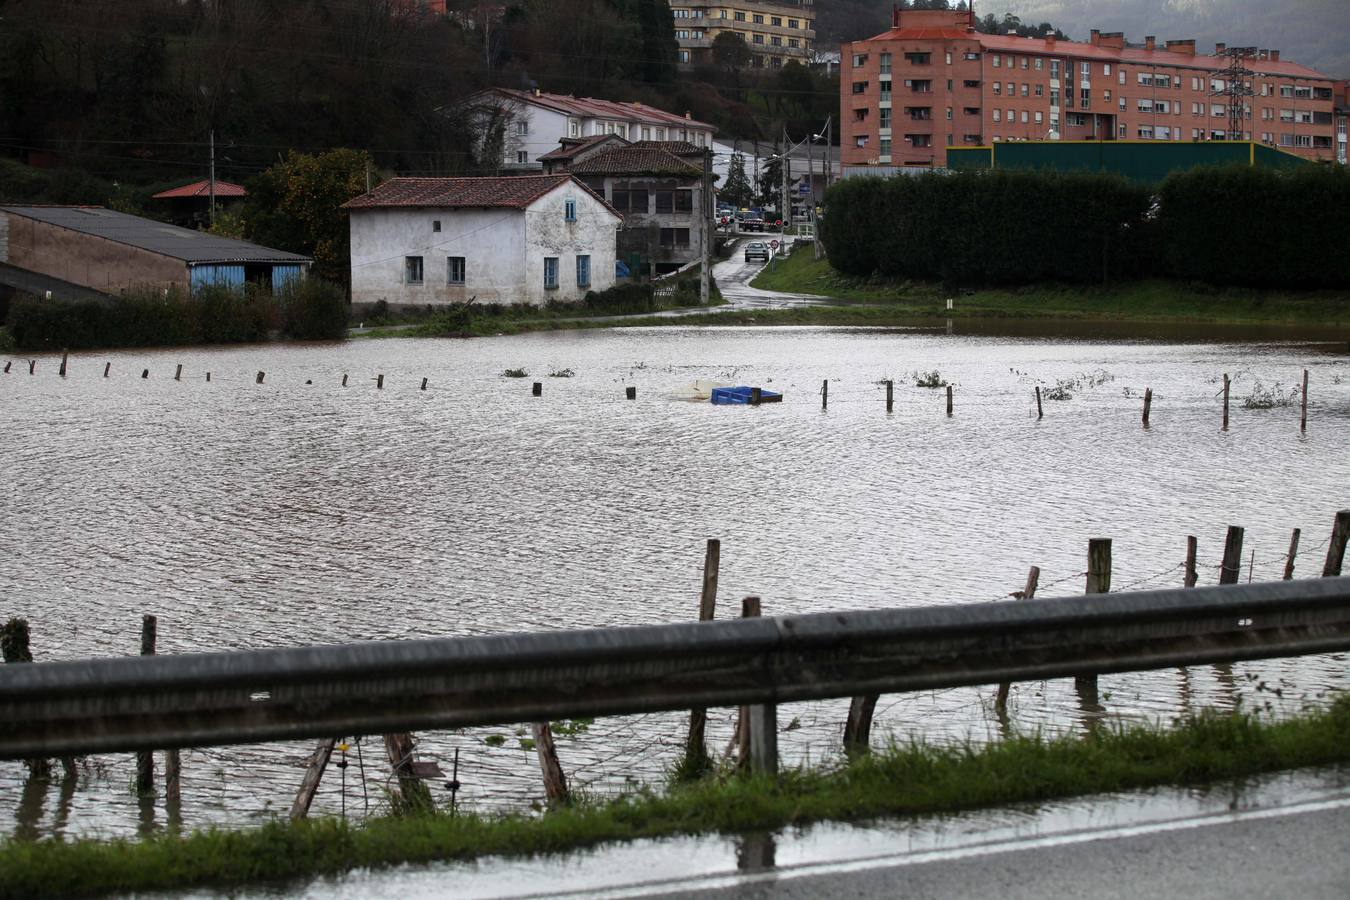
649, 800, 1350, 900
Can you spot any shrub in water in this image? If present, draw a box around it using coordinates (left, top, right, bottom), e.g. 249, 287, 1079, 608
279, 278, 348, 341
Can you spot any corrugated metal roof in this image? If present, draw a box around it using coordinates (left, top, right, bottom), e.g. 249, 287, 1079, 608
151, 180, 248, 199
0, 206, 310, 264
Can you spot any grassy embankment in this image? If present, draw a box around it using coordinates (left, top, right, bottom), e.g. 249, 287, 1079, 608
747, 251, 1350, 326
3, 696, 1348, 899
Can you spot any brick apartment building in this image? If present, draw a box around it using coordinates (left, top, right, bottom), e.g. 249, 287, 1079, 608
669, 1, 815, 69
841, 7, 1341, 169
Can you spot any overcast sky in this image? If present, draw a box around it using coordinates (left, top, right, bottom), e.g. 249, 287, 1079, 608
971, 0, 1350, 76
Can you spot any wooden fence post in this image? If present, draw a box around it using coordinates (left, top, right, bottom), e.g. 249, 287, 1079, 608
1323, 510, 1350, 577
1184, 535, 1198, 588
205, 372, 211, 382
885, 380, 893, 413
1142, 388, 1152, 427
996, 566, 1039, 708
136, 615, 157, 794
1222, 373, 1230, 431
59, 350, 68, 377
842, 695, 877, 758
384, 732, 435, 813
530, 723, 569, 806
821, 379, 828, 411
1, 618, 59, 779
29, 360, 36, 374
1219, 526, 1244, 585
685, 540, 721, 769
290, 738, 337, 820
341, 374, 348, 387
141, 368, 149, 379
626, 386, 637, 400
946, 384, 953, 417
736, 596, 775, 775
103, 362, 110, 378
255, 371, 265, 385
1076, 540, 1111, 696
1283, 528, 1301, 580
531, 381, 541, 396
1035, 386, 1043, 420
1300, 369, 1308, 432
420, 377, 428, 391
377, 374, 385, 390
175, 364, 182, 381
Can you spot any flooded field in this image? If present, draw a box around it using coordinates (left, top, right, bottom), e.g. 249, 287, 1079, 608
2, 323, 1349, 840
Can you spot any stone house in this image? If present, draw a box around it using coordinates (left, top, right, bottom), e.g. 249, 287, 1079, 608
540, 138, 710, 277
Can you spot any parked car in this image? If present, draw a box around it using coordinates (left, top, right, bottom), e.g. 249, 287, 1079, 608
743, 240, 771, 262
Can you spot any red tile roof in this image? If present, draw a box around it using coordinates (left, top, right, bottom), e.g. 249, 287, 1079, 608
481, 89, 715, 132
341, 174, 620, 218
564, 147, 700, 177
537, 135, 623, 162
630, 140, 705, 155
859, 28, 1332, 81
152, 179, 247, 199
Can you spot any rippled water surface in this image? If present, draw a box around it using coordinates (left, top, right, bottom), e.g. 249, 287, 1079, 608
3, 325, 1349, 839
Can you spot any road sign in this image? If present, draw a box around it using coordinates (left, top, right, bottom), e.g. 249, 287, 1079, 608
769, 239, 780, 250
774, 219, 782, 226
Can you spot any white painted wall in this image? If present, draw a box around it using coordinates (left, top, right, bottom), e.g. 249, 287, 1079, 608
522, 182, 619, 305
348, 182, 619, 307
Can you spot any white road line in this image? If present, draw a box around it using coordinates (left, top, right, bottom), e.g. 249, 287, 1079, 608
545, 793, 1350, 899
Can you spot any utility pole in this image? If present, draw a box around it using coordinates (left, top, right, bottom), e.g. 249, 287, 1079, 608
208, 130, 216, 227
780, 128, 790, 235
1212, 48, 1255, 141
700, 146, 712, 304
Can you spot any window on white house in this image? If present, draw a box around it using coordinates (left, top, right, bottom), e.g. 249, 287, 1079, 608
569, 120, 580, 137
516, 121, 528, 135
544, 257, 559, 289
448, 256, 465, 285
516, 151, 528, 164
576, 255, 591, 288
564, 198, 577, 221
405, 256, 423, 285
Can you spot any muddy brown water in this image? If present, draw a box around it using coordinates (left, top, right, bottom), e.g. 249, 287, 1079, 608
2, 324, 1349, 839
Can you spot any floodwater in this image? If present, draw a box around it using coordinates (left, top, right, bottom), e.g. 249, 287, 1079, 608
2, 323, 1349, 841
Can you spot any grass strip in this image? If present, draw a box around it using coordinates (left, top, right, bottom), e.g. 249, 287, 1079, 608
750, 252, 1350, 325
3, 695, 1348, 899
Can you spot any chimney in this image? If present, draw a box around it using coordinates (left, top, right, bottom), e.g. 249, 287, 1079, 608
1270, 49, 1280, 61
1046, 33, 1057, 46
534, 87, 541, 97
684, 111, 691, 119
1144, 35, 1155, 51
1215, 42, 1226, 54
893, 3, 901, 28
1166, 39, 1196, 55
1089, 29, 1100, 46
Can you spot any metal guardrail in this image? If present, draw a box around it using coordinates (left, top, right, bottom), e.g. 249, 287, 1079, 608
1, 578, 1349, 760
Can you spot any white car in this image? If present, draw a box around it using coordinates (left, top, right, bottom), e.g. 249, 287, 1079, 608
743, 241, 771, 262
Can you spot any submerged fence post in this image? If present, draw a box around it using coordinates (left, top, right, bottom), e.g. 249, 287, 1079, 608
1076, 540, 1111, 697
821, 379, 828, 411
142, 368, 149, 379
885, 380, 893, 413
1035, 386, 1043, 420
2, 618, 53, 779
59, 350, 68, 378
1301, 369, 1308, 432
377, 374, 385, 390
531, 381, 541, 397
255, 371, 265, 385
946, 384, 953, 417
626, 386, 637, 400
342, 374, 348, 387
1324, 510, 1350, 577
1222, 373, 1230, 431
136, 615, 157, 795
685, 539, 721, 771
1284, 528, 1301, 580
1142, 388, 1152, 427
175, 364, 182, 381
1184, 536, 1198, 588
420, 378, 428, 391
996, 566, 1040, 709
1219, 526, 1245, 585
103, 362, 111, 378
30, 360, 37, 375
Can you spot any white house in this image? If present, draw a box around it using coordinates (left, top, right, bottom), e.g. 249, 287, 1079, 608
343, 174, 621, 308
464, 88, 717, 170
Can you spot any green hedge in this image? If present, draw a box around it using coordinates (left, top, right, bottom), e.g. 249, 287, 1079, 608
821, 163, 1349, 291
6, 279, 346, 350
821, 169, 1154, 286
1156, 164, 1350, 289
